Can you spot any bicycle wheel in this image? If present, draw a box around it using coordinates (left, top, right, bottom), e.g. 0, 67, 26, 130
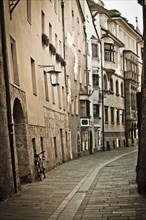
36, 164, 43, 181
42, 167, 46, 179
40, 164, 46, 179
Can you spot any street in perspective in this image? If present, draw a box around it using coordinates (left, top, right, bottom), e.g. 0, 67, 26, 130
1, 1, 146, 220
1, 146, 146, 220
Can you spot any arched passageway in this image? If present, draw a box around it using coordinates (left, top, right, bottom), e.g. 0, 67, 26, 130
13, 98, 30, 187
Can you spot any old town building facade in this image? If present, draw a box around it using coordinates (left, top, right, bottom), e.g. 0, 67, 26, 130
63, 0, 87, 158
88, 0, 143, 150
0, 0, 143, 199
80, 0, 102, 153
0, 0, 71, 198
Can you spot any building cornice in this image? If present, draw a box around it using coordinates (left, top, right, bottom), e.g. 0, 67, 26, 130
111, 17, 142, 38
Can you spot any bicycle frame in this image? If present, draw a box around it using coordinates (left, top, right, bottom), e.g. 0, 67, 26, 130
34, 151, 46, 181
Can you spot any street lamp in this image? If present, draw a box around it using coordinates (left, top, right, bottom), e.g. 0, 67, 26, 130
39, 65, 61, 87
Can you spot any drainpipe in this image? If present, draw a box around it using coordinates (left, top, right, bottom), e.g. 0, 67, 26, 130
98, 36, 105, 151
0, 1, 17, 193
61, 0, 67, 87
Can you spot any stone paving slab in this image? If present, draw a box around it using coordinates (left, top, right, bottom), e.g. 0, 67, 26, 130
0, 146, 144, 220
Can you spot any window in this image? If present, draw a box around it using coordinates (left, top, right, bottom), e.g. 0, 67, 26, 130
49, 23, 52, 43
58, 0, 61, 20
116, 80, 119, 95
121, 82, 124, 97
87, 41, 89, 55
62, 87, 65, 111
75, 95, 79, 115
121, 111, 125, 124
10, 37, 19, 85
78, 51, 82, 83
57, 84, 61, 109
40, 137, 45, 159
103, 75, 107, 90
79, 65, 82, 84
84, 69, 87, 87
27, 0, 31, 24
92, 43, 98, 58
77, 33, 81, 50
80, 101, 90, 117
44, 71, 49, 101
131, 93, 136, 110
93, 74, 99, 87
72, 9, 75, 28
111, 108, 114, 124
59, 40, 62, 55
32, 138, 36, 156
116, 109, 120, 124
41, 11, 45, 34
118, 140, 121, 147
120, 54, 123, 71
52, 86, 55, 104
93, 104, 100, 117
55, 34, 58, 51
31, 57, 37, 95
141, 47, 144, 60
54, 0, 57, 14
71, 99, 74, 115
104, 43, 114, 62
105, 107, 109, 123
110, 78, 114, 93
54, 137, 57, 158
115, 52, 118, 68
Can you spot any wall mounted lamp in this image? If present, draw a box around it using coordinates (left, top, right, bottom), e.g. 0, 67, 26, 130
39, 65, 61, 87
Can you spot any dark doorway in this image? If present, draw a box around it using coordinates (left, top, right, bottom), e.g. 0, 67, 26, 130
90, 131, 93, 154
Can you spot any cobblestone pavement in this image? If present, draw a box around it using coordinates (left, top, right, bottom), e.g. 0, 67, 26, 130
0, 146, 146, 220
74, 149, 146, 220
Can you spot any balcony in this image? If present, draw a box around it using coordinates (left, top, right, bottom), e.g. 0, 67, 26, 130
103, 61, 116, 72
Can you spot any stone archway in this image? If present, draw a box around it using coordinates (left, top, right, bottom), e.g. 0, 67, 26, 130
13, 98, 30, 186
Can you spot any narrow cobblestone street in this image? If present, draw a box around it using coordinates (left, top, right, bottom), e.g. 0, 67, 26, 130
0, 146, 146, 220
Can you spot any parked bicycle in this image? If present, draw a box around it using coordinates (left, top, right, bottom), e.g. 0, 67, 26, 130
34, 151, 46, 181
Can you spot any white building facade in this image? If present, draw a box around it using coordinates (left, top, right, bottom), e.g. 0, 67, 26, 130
80, 0, 102, 153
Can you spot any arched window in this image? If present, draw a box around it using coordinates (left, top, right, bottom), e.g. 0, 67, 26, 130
104, 75, 107, 90
110, 78, 114, 93
116, 80, 119, 95
121, 82, 124, 97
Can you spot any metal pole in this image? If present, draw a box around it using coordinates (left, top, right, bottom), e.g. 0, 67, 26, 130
100, 41, 105, 151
